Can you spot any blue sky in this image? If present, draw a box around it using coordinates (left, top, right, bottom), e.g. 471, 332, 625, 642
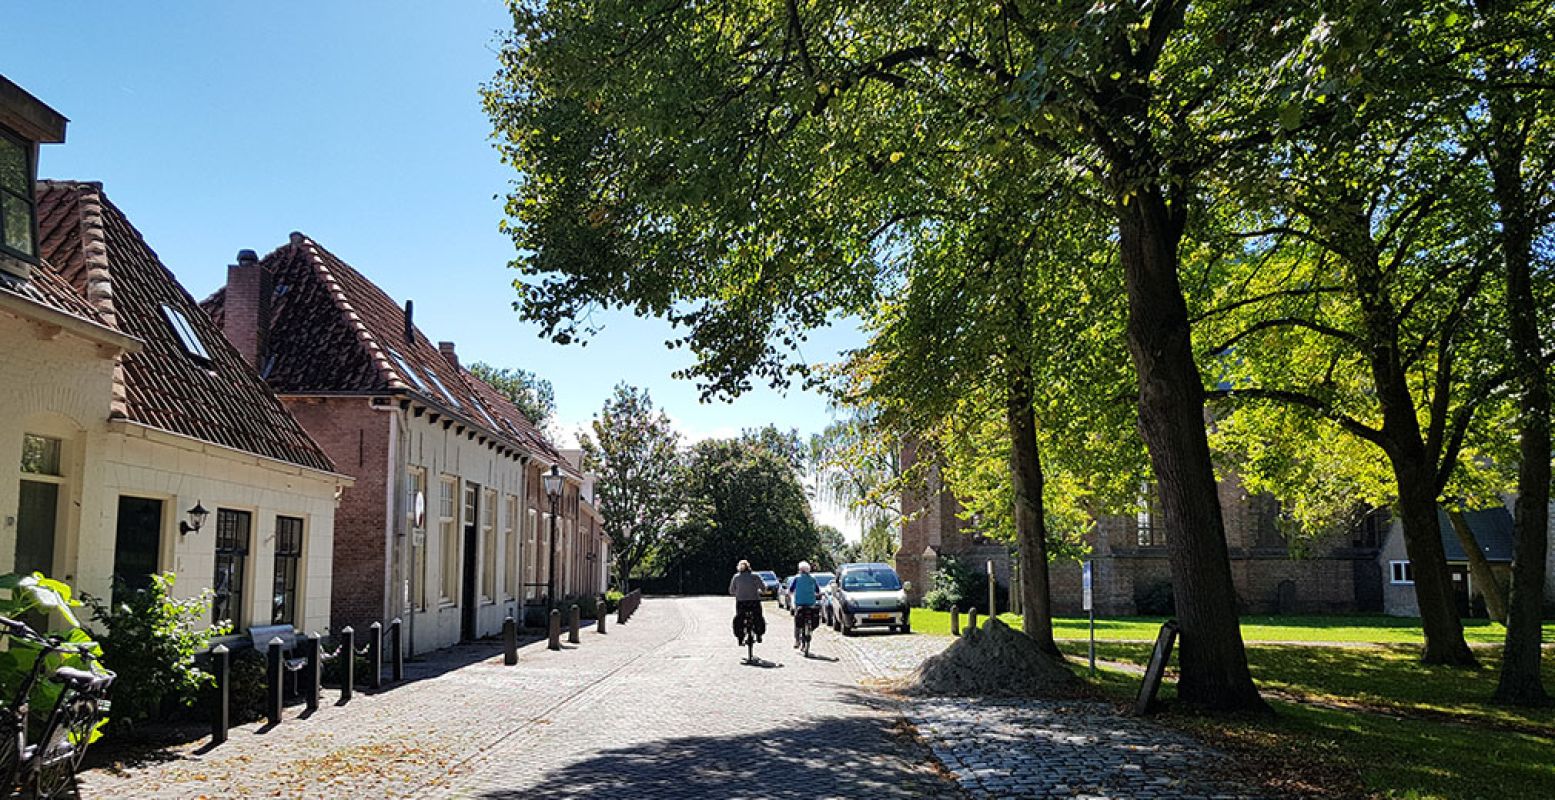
5, 2, 865, 537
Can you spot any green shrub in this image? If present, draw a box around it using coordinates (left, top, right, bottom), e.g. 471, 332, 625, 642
84, 573, 227, 733
920, 556, 991, 613
1134, 580, 1175, 616
226, 648, 268, 724
605, 590, 624, 612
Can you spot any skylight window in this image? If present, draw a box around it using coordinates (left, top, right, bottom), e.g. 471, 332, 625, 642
161, 304, 210, 362
423, 370, 462, 409
385, 350, 429, 392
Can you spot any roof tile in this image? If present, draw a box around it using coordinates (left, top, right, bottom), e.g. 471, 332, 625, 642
36, 182, 337, 473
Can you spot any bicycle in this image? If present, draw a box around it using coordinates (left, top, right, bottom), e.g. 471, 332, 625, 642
0, 615, 114, 800
795, 605, 818, 657
736, 605, 761, 664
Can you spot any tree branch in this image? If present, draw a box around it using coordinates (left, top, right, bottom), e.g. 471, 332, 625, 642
1208, 387, 1387, 448
1206, 316, 1362, 356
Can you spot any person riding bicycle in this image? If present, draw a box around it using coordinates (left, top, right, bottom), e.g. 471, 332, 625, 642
729, 559, 766, 645
790, 560, 821, 649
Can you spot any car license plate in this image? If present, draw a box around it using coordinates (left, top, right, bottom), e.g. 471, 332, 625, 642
867, 613, 892, 622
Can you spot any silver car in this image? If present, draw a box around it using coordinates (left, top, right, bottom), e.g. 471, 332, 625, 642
828, 563, 910, 635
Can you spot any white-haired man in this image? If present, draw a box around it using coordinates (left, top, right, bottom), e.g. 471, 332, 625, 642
790, 561, 821, 649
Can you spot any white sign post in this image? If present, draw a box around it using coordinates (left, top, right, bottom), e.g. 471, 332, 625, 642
1083, 560, 1096, 676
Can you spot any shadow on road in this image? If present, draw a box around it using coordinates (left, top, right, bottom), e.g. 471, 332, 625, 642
475, 707, 957, 799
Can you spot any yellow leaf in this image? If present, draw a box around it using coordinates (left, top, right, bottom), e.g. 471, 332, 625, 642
889, 151, 904, 163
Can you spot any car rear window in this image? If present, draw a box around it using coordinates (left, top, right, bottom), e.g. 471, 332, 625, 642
840, 568, 901, 592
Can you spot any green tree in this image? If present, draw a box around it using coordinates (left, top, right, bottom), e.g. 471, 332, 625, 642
1195, 5, 1535, 667
484, 0, 1325, 711
580, 384, 686, 591
852, 518, 899, 565
1454, 0, 1554, 704
814, 523, 848, 571
661, 437, 825, 593
469, 361, 555, 428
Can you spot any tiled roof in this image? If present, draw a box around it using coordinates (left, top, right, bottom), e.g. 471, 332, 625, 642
457, 368, 561, 464
0, 261, 108, 325
204, 235, 562, 461
1437, 506, 1515, 563
35, 181, 337, 474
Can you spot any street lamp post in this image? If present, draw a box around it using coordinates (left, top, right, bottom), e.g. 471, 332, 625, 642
543, 465, 564, 613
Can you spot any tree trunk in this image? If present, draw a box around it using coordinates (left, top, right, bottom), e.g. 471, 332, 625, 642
1481, 40, 1552, 703
1391, 457, 1477, 665
1446, 508, 1507, 623
1117, 188, 1265, 712
1007, 363, 1060, 656
1341, 217, 1479, 667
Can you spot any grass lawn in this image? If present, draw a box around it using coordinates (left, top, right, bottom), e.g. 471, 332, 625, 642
909, 608, 1555, 645
1077, 642, 1555, 799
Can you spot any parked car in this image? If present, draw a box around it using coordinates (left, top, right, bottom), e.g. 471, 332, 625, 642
755, 570, 780, 599
827, 563, 910, 635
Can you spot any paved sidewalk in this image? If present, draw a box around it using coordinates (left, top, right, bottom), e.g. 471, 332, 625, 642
79, 598, 956, 799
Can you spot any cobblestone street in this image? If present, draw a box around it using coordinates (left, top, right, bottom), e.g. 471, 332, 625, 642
79, 596, 955, 799
78, 598, 1268, 800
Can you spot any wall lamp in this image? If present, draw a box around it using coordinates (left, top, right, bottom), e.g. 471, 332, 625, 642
179, 501, 210, 536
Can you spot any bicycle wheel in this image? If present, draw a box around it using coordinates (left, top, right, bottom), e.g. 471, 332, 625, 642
0, 723, 21, 796
30, 697, 97, 799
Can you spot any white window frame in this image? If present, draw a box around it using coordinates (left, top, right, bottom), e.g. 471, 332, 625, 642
503, 495, 519, 601
438, 477, 459, 605
1389, 560, 1414, 585
481, 488, 497, 604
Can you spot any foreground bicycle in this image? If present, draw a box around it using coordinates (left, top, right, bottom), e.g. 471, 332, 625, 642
0, 615, 114, 799
796, 606, 818, 657
737, 605, 760, 664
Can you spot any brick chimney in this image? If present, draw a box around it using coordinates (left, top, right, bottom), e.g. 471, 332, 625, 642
222, 249, 270, 369
438, 341, 460, 371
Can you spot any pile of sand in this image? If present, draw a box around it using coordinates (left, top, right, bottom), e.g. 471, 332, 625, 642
904, 617, 1084, 697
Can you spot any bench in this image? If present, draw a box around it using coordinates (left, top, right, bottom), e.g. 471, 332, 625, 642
248, 624, 306, 694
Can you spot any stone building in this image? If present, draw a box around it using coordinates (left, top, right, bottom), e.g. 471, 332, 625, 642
894, 436, 1388, 616
894, 438, 1012, 608
204, 235, 602, 654
2, 74, 348, 635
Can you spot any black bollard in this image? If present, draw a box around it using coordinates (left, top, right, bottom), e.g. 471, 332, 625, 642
266, 638, 284, 727
569, 604, 581, 644
340, 626, 355, 703
503, 616, 518, 665
548, 609, 562, 651
304, 633, 321, 713
597, 596, 607, 634
950, 605, 961, 636
211, 644, 229, 745
368, 621, 384, 690
390, 618, 404, 682
967, 608, 979, 635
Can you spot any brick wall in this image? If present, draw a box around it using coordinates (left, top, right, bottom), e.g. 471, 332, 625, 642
282, 397, 388, 633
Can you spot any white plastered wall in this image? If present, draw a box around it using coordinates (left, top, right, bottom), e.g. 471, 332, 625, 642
400, 410, 529, 655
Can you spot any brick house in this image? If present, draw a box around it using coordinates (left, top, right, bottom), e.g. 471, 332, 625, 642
2, 75, 349, 634
204, 235, 601, 654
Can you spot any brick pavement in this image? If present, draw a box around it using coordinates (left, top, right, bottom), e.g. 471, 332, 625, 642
78, 598, 957, 799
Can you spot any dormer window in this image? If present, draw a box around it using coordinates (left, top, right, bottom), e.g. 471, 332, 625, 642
0, 75, 68, 277
0, 128, 36, 262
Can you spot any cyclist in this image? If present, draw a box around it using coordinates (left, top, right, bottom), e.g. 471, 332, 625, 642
729, 559, 766, 646
790, 560, 821, 649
